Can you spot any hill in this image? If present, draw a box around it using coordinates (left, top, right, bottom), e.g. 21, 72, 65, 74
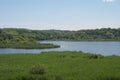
0, 28, 59, 49
0, 28, 120, 41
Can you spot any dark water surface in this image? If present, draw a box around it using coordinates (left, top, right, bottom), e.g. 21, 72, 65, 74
0, 41, 120, 56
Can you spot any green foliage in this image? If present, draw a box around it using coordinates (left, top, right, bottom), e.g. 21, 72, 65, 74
95, 75, 120, 80
0, 51, 120, 80
0, 28, 60, 49
9, 75, 47, 80
0, 28, 120, 42
89, 54, 104, 59
30, 64, 46, 75
0, 28, 120, 49
0, 42, 59, 49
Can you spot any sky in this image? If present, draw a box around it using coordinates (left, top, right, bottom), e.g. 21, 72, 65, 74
0, 0, 120, 30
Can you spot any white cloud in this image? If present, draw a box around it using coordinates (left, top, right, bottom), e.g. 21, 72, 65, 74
102, 0, 115, 3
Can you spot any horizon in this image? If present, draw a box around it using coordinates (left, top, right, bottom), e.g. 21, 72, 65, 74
0, 27, 119, 31
0, 0, 120, 30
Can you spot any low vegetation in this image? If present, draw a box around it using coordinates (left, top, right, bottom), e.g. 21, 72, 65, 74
0, 51, 120, 80
0, 42, 59, 49
30, 64, 46, 74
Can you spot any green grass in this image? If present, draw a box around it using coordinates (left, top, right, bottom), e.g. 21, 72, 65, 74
0, 42, 60, 49
0, 51, 120, 80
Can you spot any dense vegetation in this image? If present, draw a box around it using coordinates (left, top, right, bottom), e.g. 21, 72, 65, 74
0, 28, 120, 48
0, 28, 59, 49
0, 42, 59, 49
0, 51, 120, 80
0, 28, 120, 41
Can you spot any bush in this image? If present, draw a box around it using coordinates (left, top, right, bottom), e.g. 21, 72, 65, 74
30, 64, 46, 75
89, 54, 104, 59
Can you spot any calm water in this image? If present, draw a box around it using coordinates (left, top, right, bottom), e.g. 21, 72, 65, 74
0, 41, 120, 56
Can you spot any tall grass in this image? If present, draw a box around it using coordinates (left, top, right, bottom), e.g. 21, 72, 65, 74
0, 51, 120, 80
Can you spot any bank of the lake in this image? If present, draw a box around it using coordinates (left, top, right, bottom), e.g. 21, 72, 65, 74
0, 41, 120, 56
0, 51, 120, 80
0, 41, 60, 49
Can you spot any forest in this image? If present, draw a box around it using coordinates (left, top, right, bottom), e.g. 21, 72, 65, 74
0, 28, 60, 49
0, 28, 120, 41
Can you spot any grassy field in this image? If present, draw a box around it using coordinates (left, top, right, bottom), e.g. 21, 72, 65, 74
0, 51, 120, 80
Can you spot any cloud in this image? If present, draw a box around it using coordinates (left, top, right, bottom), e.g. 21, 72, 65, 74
102, 0, 115, 3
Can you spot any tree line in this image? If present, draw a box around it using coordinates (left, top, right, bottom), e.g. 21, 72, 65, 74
0, 28, 60, 49
0, 28, 120, 42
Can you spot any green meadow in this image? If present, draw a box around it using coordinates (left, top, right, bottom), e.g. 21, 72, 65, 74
0, 51, 120, 80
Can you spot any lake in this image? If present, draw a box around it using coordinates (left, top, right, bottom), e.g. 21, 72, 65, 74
0, 41, 120, 56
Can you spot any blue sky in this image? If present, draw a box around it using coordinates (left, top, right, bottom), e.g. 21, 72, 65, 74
0, 0, 120, 30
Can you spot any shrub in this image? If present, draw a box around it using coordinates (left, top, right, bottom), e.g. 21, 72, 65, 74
89, 54, 104, 59
89, 55, 98, 59
30, 64, 46, 75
